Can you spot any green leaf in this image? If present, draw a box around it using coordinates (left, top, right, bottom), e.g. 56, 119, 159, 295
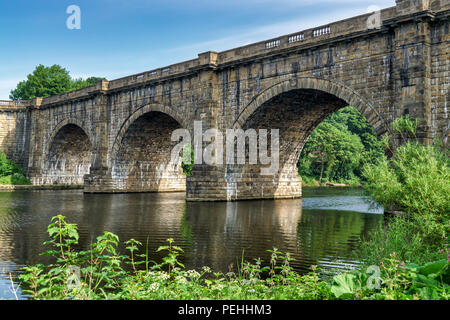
157, 246, 170, 252
413, 274, 440, 288
330, 273, 357, 298
418, 260, 448, 278
172, 246, 184, 253
416, 287, 441, 300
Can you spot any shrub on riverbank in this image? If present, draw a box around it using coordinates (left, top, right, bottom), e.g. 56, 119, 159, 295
0, 151, 31, 185
358, 116, 449, 266
19, 215, 449, 300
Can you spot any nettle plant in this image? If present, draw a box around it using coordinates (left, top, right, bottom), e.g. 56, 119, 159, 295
20, 215, 127, 299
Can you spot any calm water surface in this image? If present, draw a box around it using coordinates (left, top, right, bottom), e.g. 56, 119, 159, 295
0, 187, 383, 299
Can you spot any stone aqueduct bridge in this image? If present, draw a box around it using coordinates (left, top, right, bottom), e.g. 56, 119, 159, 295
0, 0, 449, 201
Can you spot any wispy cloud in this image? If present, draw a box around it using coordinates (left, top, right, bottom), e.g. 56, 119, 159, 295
104, 0, 395, 9
163, 4, 391, 56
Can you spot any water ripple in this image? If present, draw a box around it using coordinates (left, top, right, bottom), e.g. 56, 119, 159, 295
0, 188, 383, 299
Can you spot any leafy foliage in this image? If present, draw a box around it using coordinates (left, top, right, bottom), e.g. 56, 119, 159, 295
330, 253, 449, 300
298, 106, 384, 185
363, 142, 449, 241
358, 115, 449, 266
181, 143, 194, 177
391, 114, 420, 140
71, 77, 107, 91
0, 151, 30, 185
9, 64, 106, 100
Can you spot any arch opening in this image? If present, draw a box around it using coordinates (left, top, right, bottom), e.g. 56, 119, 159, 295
226, 87, 384, 200
111, 111, 186, 192
45, 124, 93, 185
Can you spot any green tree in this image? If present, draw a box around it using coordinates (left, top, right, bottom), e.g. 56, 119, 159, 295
328, 107, 384, 157
9, 65, 106, 100
10, 65, 72, 100
299, 122, 365, 183
71, 77, 107, 91
298, 106, 384, 184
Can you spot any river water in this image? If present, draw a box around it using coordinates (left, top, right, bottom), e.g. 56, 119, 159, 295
0, 187, 383, 300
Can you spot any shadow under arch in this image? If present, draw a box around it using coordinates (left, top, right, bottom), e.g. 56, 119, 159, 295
109, 103, 187, 166
42, 118, 93, 185
109, 104, 187, 193
234, 77, 390, 136
44, 118, 94, 160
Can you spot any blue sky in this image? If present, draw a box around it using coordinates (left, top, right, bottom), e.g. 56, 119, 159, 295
0, 0, 396, 99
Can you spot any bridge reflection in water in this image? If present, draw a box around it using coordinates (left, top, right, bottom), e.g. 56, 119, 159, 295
0, 187, 383, 299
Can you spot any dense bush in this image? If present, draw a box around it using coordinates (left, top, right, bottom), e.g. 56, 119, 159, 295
358, 116, 449, 266
0, 151, 31, 185
363, 142, 449, 242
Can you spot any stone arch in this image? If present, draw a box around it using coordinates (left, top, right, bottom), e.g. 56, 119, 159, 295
109, 103, 187, 193
234, 77, 390, 136
43, 118, 93, 185
222, 77, 390, 201
45, 118, 93, 160
109, 104, 186, 164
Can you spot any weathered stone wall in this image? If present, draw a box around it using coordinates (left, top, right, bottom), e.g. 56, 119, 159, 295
82, 69, 215, 193
187, 88, 351, 201
217, 33, 395, 135
44, 124, 92, 185
25, 96, 99, 185
430, 14, 449, 146
111, 111, 185, 192
0, 106, 30, 170
0, 0, 447, 200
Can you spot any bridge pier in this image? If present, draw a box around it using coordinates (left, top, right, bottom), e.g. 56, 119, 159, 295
186, 165, 302, 202
84, 171, 186, 194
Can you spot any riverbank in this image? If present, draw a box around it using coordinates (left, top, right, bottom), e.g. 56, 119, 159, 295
18, 216, 449, 300
1, 183, 360, 190
303, 182, 362, 188
0, 184, 83, 191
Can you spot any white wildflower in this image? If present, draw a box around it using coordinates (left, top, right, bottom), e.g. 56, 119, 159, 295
149, 282, 160, 293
